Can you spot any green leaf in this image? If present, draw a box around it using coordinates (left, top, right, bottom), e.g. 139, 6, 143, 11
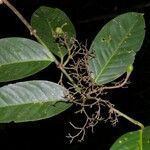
89, 12, 145, 85
0, 37, 53, 82
0, 80, 71, 122
31, 6, 76, 58
110, 126, 150, 150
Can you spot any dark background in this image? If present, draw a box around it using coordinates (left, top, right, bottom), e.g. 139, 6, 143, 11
0, 0, 150, 149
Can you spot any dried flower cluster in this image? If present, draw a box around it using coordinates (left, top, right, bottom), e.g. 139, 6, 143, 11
56, 33, 129, 143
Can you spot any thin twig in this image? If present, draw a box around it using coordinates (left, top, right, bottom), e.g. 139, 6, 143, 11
102, 72, 131, 90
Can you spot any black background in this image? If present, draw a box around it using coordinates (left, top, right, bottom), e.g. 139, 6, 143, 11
0, 0, 150, 149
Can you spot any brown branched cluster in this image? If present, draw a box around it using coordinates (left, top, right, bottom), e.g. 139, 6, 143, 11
56, 33, 129, 143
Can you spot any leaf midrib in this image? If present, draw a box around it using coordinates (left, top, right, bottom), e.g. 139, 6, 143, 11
0, 99, 60, 108
40, 8, 60, 38
94, 18, 139, 83
0, 59, 51, 66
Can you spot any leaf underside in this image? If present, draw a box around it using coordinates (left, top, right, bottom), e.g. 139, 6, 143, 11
0, 80, 71, 123
89, 12, 145, 85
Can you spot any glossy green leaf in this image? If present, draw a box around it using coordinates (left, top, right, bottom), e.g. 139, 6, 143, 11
89, 12, 145, 85
110, 126, 150, 150
31, 6, 76, 58
0, 80, 71, 122
0, 37, 54, 82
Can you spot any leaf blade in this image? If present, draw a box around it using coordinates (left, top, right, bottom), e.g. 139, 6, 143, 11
31, 6, 76, 58
0, 80, 71, 122
110, 126, 150, 150
89, 12, 145, 85
0, 37, 53, 82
